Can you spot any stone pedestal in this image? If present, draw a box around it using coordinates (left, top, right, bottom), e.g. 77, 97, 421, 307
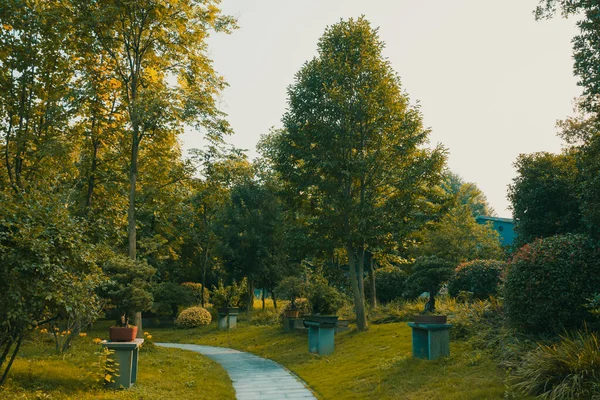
303, 315, 338, 356
218, 313, 228, 330
217, 308, 239, 330
102, 338, 144, 389
407, 322, 452, 360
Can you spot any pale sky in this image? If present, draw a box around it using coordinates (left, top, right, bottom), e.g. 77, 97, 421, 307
180, 0, 581, 218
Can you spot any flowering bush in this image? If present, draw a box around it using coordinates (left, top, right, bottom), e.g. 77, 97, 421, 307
175, 306, 212, 328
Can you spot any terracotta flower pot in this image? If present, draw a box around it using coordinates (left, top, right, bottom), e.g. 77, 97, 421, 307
109, 326, 138, 342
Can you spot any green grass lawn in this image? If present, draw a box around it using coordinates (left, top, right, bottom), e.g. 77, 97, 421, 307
0, 323, 235, 400
1, 302, 514, 399
154, 319, 508, 399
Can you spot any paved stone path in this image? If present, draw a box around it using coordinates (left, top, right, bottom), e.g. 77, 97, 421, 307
156, 343, 317, 400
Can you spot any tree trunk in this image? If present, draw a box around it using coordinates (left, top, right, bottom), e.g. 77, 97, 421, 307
0, 334, 22, 386
201, 247, 209, 307
247, 279, 254, 314
261, 282, 265, 310
368, 252, 376, 309
271, 288, 277, 310
129, 133, 143, 337
347, 243, 368, 331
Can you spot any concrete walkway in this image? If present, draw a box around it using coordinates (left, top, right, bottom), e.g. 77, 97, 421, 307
156, 343, 317, 400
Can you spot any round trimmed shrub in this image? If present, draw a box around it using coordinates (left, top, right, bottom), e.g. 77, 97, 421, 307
504, 234, 600, 333
175, 306, 212, 328
365, 267, 407, 304
448, 260, 505, 299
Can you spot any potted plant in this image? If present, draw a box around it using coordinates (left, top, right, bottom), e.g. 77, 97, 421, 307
406, 256, 455, 324
99, 251, 154, 341
276, 276, 307, 318
304, 278, 345, 325
212, 280, 242, 314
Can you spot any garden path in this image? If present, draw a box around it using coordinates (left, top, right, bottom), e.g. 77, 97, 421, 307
156, 343, 316, 400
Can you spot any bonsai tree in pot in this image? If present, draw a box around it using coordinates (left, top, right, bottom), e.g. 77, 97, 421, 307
305, 276, 345, 324
99, 250, 155, 341
276, 276, 307, 318
406, 256, 455, 320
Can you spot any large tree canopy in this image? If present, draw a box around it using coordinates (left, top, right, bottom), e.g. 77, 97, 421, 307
264, 17, 446, 330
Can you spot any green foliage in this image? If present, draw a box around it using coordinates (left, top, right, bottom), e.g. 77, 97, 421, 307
418, 200, 503, 263
306, 277, 346, 315
443, 172, 495, 217
366, 267, 408, 304
0, 191, 104, 382
448, 260, 505, 299
211, 280, 247, 309
275, 277, 307, 306
97, 248, 155, 324
511, 330, 600, 399
151, 282, 195, 318
216, 180, 287, 301
263, 16, 447, 330
504, 234, 600, 333
282, 298, 312, 317
181, 282, 210, 306
406, 256, 455, 313
175, 307, 212, 328
508, 152, 581, 245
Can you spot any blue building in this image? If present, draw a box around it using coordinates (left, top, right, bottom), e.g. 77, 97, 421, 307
475, 216, 515, 246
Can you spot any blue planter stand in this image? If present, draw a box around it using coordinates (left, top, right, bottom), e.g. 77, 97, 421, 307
102, 339, 144, 389
407, 322, 452, 360
303, 316, 338, 356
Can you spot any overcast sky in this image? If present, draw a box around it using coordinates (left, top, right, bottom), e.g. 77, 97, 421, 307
180, 0, 581, 217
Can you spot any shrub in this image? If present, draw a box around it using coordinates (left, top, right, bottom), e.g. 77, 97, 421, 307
275, 277, 307, 307
307, 280, 345, 315
448, 260, 505, 299
211, 279, 247, 309
504, 234, 600, 333
511, 331, 600, 399
175, 306, 212, 328
365, 266, 407, 304
181, 282, 210, 305
151, 282, 195, 317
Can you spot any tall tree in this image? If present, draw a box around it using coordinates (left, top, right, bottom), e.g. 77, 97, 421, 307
266, 17, 446, 330
508, 151, 582, 245
443, 172, 495, 217
74, 0, 236, 331
216, 178, 287, 313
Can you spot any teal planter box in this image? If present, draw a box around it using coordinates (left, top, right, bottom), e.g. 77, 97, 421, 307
303, 315, 338, 356
102, 338, 144, 389
407, 322, 452, 360
217, 308, 239, 330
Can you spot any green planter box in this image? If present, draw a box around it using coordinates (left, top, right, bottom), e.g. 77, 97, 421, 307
303, 315, 338, 356
407, 322, 452, 360
102, 338, 144, 389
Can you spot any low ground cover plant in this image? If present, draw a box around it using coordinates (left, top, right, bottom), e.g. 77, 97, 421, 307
511, 330, 600, 399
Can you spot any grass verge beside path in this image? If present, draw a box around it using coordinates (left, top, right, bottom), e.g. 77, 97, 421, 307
0, 324, 235, 400
154, 321, 507, 399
